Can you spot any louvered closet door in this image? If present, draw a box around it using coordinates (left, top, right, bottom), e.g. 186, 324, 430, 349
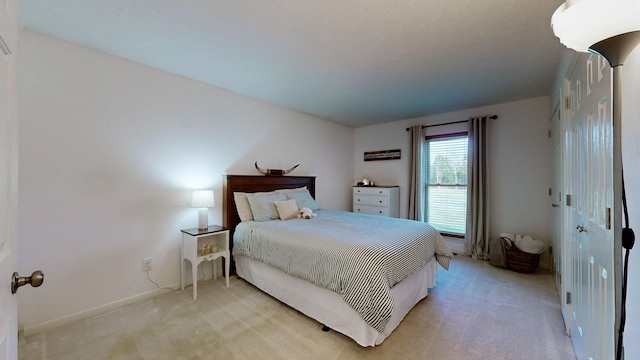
565, 52, 614, 360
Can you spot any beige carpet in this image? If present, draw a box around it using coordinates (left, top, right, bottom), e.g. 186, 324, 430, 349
19, 255, 576, 360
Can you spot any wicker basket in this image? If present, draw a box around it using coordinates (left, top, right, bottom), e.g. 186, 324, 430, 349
504, 240, 540, 273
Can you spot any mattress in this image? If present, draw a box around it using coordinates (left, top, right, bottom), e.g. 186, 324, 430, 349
235, 254, 438, 346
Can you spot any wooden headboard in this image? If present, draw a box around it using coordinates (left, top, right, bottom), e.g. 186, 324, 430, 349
223, 175, 316, 274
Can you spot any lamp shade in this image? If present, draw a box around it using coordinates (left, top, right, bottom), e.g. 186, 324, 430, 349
191, 190, 214, 208
551, 0, 640, 53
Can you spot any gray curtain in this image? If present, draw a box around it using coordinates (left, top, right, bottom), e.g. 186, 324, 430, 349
465, 116, 490, 259
408, 125, 425, 221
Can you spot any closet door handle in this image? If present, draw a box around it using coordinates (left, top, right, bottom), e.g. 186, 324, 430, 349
11, 270, 44, 294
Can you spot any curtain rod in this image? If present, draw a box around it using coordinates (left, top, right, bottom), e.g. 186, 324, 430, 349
405, 115, 498, 131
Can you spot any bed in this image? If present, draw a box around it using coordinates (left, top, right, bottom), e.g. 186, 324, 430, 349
223, 175, 452, 347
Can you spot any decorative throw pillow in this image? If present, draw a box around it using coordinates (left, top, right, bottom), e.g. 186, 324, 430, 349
286, 189, 319, 211
274, 199, 299, 220
246, 192, 287, 222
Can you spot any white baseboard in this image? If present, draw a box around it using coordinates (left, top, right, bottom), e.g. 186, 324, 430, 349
20, 276, 209, 337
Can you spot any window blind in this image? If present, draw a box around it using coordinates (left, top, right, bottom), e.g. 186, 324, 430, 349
425, 136, 468, 234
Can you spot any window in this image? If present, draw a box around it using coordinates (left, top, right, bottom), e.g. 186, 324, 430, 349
424, 133, 468, 235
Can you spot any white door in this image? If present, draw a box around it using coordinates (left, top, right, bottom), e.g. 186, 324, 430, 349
0, 1, 19, 359
549, 100, 564, 308
565, 52, 614, 360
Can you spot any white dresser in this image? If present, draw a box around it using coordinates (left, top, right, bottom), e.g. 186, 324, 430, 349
352, 186, 399, 218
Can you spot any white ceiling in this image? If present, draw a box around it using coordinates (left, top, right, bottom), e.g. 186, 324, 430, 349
19, 0, 566, 127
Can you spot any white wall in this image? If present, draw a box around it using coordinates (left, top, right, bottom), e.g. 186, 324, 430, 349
18, 30, 353, 334
354, 97, 551, 264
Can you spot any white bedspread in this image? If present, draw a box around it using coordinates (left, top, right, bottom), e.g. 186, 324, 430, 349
233, 210, 453, 332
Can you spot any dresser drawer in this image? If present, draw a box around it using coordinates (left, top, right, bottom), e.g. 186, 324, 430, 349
353, 204, 390, 216
353, 194, 389, 207
353, 187, 390, 196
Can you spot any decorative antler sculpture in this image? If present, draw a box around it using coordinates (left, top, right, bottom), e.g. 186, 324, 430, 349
255, 162, 300, 176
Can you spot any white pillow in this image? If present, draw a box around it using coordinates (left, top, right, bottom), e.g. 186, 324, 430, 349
233, 192, 254, 222
274, 199, 299, 220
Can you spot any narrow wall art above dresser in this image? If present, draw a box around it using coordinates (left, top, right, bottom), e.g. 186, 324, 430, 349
352, 186, 399, 218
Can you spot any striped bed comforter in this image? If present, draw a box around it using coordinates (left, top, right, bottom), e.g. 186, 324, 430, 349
233, 210, 453, 332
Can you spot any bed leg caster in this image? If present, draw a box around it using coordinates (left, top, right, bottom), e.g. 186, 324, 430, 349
321, 325, 331, 332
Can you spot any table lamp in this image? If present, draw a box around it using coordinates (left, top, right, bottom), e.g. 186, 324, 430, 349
191, 190, 214, 230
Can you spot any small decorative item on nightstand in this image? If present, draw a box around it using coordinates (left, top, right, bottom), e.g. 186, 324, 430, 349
200, 244, 218, 256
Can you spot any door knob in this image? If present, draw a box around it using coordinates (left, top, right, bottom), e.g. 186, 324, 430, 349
576, 225, 587, 233
11, 270, 44, 294
552, 203, 559, 207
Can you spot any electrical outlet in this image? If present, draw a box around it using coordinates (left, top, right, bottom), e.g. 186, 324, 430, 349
142, 257, 152, 271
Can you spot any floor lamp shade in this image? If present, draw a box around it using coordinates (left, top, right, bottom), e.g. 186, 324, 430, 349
192, 190, 214, 229
552, 0, 640, 52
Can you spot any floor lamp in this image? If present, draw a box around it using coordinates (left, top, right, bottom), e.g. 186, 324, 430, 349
551, 2, 640, 359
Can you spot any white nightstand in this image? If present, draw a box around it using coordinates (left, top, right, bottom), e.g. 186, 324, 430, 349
181, 225, 230, 299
